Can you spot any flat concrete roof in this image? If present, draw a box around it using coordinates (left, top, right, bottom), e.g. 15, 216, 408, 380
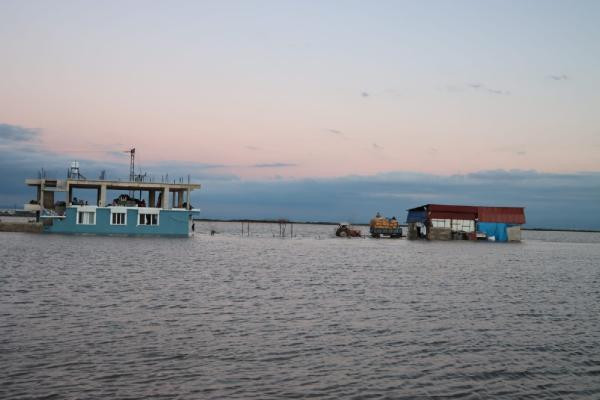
26, 178, 200, 191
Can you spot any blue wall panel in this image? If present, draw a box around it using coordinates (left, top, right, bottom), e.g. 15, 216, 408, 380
45, 207, 192, 237
406, 210, 427, 223
477, 222, 508, 242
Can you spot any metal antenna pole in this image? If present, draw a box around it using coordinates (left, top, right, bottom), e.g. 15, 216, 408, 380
129, 148, 135, 181
123, 147, 136, 197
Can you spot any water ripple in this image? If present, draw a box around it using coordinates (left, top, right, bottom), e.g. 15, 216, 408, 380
1, 226, 600, 399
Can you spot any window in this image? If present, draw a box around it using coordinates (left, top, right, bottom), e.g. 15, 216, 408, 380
111, 212, 126, 225
431, 219, 475, 232
451, 219, 475, 233
77, 211, 95, 225
138, 213, 158, 226
431, 218, 450, 228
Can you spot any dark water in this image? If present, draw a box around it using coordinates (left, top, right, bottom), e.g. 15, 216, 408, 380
2, 223, 600, 399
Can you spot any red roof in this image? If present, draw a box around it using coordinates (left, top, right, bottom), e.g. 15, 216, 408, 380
427, 204, 478, 221
420, 204, 525, 224
477, 206, 526, 224
428, 204, 478, 213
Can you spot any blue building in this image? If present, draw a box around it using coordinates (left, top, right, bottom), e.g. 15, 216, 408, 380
25, 173, 201, 237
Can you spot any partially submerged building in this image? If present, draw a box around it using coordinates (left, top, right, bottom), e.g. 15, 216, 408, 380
406, 204, 525, 242
25, 162, 200, 237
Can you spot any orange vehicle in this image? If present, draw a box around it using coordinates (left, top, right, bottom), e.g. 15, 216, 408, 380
369, 212, 403, 238
335, 223, 361, 237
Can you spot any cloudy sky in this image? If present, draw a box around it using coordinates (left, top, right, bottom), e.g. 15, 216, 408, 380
1, 1, 599, 228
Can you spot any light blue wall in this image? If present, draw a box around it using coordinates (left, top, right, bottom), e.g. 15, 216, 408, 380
477, 222, 508, 242
44, 207, 193, 237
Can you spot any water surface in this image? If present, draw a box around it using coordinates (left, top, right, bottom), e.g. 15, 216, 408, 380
2, 223, 599, 399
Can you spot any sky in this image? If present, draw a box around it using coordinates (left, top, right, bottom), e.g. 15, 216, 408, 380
1, 1, 599, 228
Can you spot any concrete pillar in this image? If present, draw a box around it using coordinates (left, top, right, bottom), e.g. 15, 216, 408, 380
149, 190, 155, 208
68, 185, 72, 205
177, 191, 183, 208
44, 191, 54, 209
99, 184, 107, 207
172, 191, 176, 208
162, 187, 169, 209
186, 188, 190, 209
40, 182, 45, 210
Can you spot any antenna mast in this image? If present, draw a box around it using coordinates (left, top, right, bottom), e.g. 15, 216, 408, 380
125, 148, 135, 181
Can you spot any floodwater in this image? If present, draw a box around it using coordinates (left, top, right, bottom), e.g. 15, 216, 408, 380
2, 222, 600, 399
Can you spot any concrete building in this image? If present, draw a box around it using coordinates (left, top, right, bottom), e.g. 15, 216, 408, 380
25, 177, 200, 237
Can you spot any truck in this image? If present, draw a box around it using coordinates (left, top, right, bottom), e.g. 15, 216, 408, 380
369, 213, 403, 238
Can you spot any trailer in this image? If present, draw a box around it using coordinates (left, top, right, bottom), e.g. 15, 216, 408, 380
369, 213, 403, 238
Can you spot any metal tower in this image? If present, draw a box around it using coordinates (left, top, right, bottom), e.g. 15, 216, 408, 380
125, 148, 135, 181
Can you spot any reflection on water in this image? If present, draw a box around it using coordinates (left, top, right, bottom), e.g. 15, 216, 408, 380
2, 223, 600, 399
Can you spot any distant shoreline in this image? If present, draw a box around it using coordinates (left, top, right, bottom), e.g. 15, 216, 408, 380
521, 227, 600, 233
2, 212, 597, 233
194, 218, 600, 233
195, 218, 346, 226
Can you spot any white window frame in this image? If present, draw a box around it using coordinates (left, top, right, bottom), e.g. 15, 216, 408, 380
431, 218, 475, 232
450, 219, 475, 233
76, 210, 96, 225
431, 218, 450, 228
110, 211, 127, 225
137, 212, 159, 226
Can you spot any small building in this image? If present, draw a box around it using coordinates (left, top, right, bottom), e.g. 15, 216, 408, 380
25, 173, 200, 237
406, 204, 525, 242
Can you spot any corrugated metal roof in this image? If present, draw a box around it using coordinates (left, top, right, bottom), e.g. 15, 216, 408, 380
406, 204, 526, 225
429, 211, 478, 220
428, 204, 478, 213
425, 204, 478, 220
478, 207, 526, 224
